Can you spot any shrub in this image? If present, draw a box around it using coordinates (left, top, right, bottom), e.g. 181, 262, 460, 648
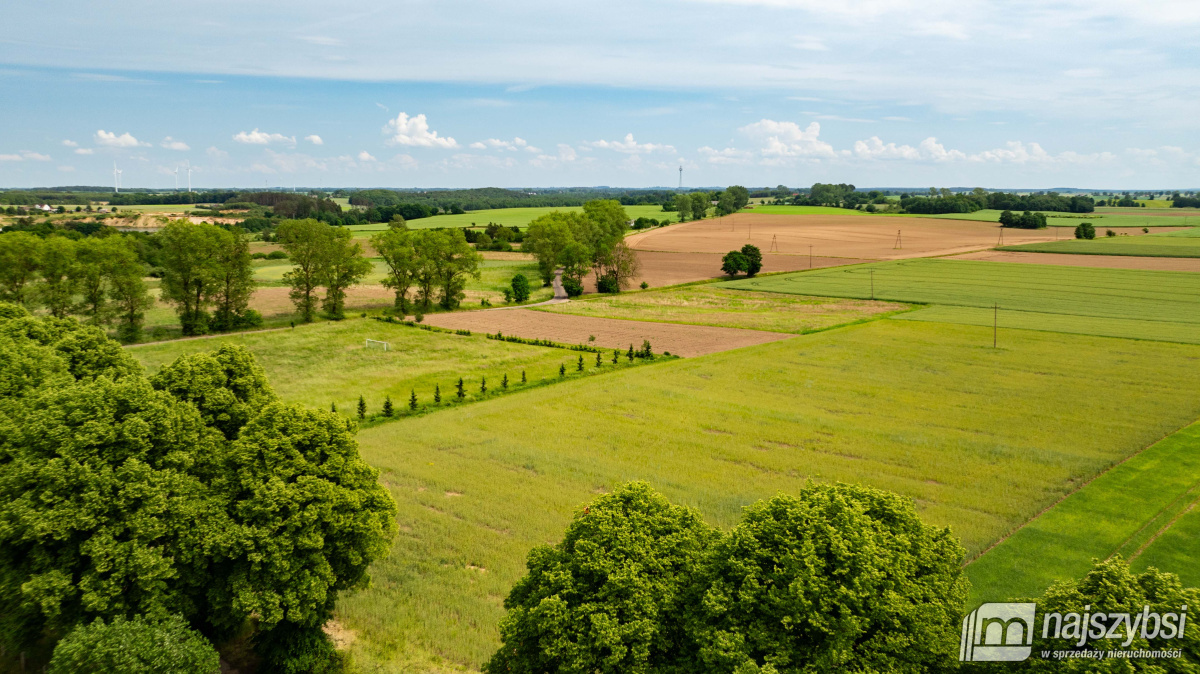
562, 276, 584, 297
266, 250, 288, 260
49, 615, 220, 674
357, 395, 366, 419
596, 272, 620, 294
252, 621, 341, 674
382, 395, 393, 417
1075, 222, 1096, 239
511, 274, 531, 302
1106, 228, 1116, 237
640, 281, 649, 290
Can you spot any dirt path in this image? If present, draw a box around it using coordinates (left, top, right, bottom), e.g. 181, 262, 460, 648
954, 250, 1200, 272
422, 309, 793, 357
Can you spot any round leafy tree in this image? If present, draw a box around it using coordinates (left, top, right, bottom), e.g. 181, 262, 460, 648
1075, 222, 1096, 240
740, 244, 763, 277
687, 483, 968, 674
721, 250, 748, 277
511, 273, 531, 302
485, 482, 718, 674
48, 615, 219, 674
150, 343, 277, 440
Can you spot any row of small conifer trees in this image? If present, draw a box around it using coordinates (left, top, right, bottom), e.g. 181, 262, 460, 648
340, 341, 658, 420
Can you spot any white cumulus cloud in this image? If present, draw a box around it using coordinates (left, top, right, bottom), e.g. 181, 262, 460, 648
95, 130, 147, 148
233, 128, 296, 145
206, 146, 229, 159
0, 150, 53, 161
62, 140, 78, 147
587, 133, 675, 154
305, 135, 324, 145
357, 150, 377, 162
161, 137, 190, 151
740, 120, 836, 159
75, 148, 94, 155
382, 112, 457, 148
469, 137, 540, 153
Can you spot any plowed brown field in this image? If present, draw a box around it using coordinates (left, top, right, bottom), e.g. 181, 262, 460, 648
422, 308, 792, 357
627, 213, 1064, 260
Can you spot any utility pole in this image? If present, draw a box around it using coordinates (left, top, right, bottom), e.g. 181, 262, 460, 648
809, 245, 813, 269
870, 270, 875, 300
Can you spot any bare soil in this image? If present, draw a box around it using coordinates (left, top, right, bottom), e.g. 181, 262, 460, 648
422, 308, 793, 357
627, 213, 1132, 260
629, 251, 871, 290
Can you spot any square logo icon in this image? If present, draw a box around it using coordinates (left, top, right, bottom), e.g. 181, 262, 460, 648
960, 602, 1037, 662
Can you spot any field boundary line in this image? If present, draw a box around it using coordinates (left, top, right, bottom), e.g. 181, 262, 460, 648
964, 420, 1200, 566
1126, 494, 1200, 564
124, 325, 291, 349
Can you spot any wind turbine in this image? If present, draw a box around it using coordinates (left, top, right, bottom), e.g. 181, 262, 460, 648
113, 162, 121, 193
186, 161, 193, 192
678, 165, 683, 190
173, 167, 179, 190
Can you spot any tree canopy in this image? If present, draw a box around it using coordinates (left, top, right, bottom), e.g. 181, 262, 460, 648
0, 306, 396, 671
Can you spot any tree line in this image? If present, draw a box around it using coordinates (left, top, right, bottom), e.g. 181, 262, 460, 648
901, 190, 1095, 214
0, 309, 395, 672
522, 200, 641, 295
369, 223, 483, 313
0, 231, 153, 342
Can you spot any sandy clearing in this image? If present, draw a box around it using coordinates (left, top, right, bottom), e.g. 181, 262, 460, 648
626, 213, 1152, 260
953, 250, 1200, 272
422, 308, 793, 357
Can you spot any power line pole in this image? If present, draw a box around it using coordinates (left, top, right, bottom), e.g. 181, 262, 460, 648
870, 270, 875, 300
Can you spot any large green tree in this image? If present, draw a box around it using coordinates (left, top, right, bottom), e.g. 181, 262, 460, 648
686, 484, 968, 673
208, 226, 257, 331
0, 308, 396, 672
372, 225, 419, 312
35, 236, 78, 318
106, 238, 153, 343
320, 226, 372, 319
48, 615, 220, 674
0, 231, 43, 305
485, 482, 717, 674
277, 218, 329, 322
158, 220, 221, 336
525, 211, 587, 286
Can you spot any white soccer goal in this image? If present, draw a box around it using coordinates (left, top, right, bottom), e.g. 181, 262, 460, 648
365, 339, 390, 352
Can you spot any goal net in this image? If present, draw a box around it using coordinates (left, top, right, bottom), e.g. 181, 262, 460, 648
365, 339, 390, 352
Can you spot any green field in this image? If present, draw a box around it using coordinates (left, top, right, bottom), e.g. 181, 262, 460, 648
895, 305, 1200, 345
966, 421, 1200, 604
344, 204, 677, 234
334, 319, 1200, 670
999, 233, 1200, 257
740, 205, 880, 216
920, 208, 1200, 229
720, 259, 1200, 343
535, 284, 910, 333
129, 318, 634, 417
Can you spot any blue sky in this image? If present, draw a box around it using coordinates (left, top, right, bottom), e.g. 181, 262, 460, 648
1, 0, 1198, 189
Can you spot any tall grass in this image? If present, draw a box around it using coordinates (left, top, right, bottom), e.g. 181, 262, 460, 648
337, 319, 1200, 670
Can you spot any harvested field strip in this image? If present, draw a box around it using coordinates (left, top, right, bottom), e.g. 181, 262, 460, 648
999, 235, 1200, 258
895, 306, 1200, 345
966, 421, 1200, 604
721, 259, 1200, 327
421, 308, 793, 357
536, 285, 910, 334
337, 320, 1200, 670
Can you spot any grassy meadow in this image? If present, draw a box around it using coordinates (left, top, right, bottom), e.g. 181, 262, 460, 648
334, 319, 1200, 670
128, 318, 636, 416
966, 420, 1200, 604
721, 259, 1200, 343
535, 284, 910, 333
922, 208, 1200, 229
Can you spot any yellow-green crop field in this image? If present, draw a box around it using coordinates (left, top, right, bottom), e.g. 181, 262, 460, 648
344, 204, 676, 234
334, 318, 1200, 670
